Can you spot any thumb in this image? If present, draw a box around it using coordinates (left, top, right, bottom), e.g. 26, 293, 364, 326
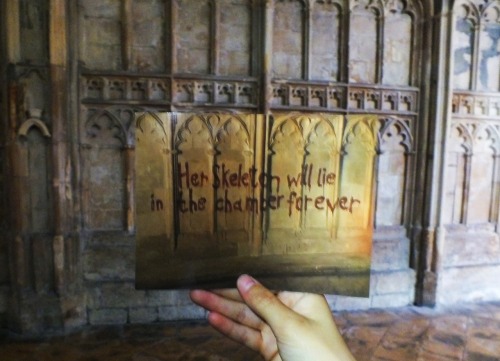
237, 274, 301, 331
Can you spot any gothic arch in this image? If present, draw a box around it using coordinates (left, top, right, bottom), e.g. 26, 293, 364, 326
85, 111, 124, 145
450, 122, 474, 155
136, 111, 169, 139
452, 0, 500, 91
377, 117, 413, 153
18, 118, 51, 138
471, 122, 500, 154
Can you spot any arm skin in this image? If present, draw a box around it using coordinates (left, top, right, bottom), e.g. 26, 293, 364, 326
190, 274, 356, 361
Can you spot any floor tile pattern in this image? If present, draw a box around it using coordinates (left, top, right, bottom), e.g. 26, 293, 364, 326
1, 302, 499, 360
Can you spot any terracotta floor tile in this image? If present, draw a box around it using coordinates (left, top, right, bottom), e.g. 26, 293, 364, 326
344, 326, 388, 361
2, 302, 500, 360
464, 352, 500, 361
343, 310, 401, 327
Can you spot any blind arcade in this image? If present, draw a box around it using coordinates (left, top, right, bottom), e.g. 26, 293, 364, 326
135, 112, 376, 295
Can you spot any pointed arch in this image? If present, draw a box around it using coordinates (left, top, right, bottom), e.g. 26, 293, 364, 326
450, 122, 474, 155
453, 0, 500, 91
378, 117, 414, 153
85, 109, 128, 146
18, 118, 51, 138
375, 117, 414, 227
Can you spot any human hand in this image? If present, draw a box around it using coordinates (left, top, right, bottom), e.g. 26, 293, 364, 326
190, 274, 356, 361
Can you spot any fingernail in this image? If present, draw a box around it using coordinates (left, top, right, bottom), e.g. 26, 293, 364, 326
238, 274, 258, 293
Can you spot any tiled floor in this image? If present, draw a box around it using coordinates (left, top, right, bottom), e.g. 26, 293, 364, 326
1, 302, 500, 360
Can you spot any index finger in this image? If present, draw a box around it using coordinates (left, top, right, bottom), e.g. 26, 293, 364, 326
211, 288, 243, 302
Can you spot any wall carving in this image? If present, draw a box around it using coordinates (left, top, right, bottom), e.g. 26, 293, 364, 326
80, 74, 260, 108
82, 106, 414, 250
376, 117, 414, 226
81, 107, 140, 232
79, 0, 423, 114
446, 0, 500, 230
445, 121, 500, 225
269, 0, 422, 85
453, 0, 500, 92
78, 0, 422, 253
452, 91, 500, 117
13, 0, 495, 333
135, 112, 375, 294
75, 1, 423, 318
81, 75, 170, 104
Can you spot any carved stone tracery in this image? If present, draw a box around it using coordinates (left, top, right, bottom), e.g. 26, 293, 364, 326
447, 0, 500, 230
12, 0, 500, 333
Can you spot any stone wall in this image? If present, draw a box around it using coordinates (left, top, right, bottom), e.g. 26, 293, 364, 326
0, 0, 6, 329
76, 0, 420, 320
436, 0, 500, 305
329, 229, 416, 310
83, 234, 204, 325
0, 149, 7, 328
0, 1, 6, 324
1, 0, 500, 335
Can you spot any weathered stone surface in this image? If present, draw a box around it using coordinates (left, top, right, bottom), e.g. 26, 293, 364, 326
219, 0, 251, 76
0, 251, 8, 284
376, 148, 407, 225
147, 290, 193, 307
330, 295, 372, 311
87, 232, 135, 247
349, 8, 377, 83
19, 1, 48, 63
131, 1, 163, 47
86, 202, 124, 230
331, 269, 415, 310
61, 296, 87, 330
310, 2, 339, 81
79, 0, 120, 18
32, 235, 54, 293
83, 247, 135, 281
438, 265, 500, 305
371, 293, 414, 308
371, 230, 410, 271
131, 46, 165, 73
158, 305, 206, 321
454, 10, 500, 92
91, 282, 148, 309
86, 147, 126, 230
444, 231, 500, 267
272, 1, 304, 78
129, 307, 158, 324
372, 270, 415, 295
130, 0, 165, 72
81, 22, 121, 70
5, 0, 500, 337
88, 308, 128, 325
175, 0, 211, 73
0, 286, 8, 312
79, 0, 121, 70
382, 12, 412, 86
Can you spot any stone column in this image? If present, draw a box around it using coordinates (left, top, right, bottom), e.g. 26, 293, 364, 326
416, 0, 455, 306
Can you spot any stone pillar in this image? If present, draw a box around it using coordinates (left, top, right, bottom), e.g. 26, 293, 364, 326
263, 0, 273, 113
415, 0, 455, 306
2, 0, 83, 333
49, 0, 85, 330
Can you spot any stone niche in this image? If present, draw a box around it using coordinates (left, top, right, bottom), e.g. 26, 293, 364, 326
135, 112, 377, 296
